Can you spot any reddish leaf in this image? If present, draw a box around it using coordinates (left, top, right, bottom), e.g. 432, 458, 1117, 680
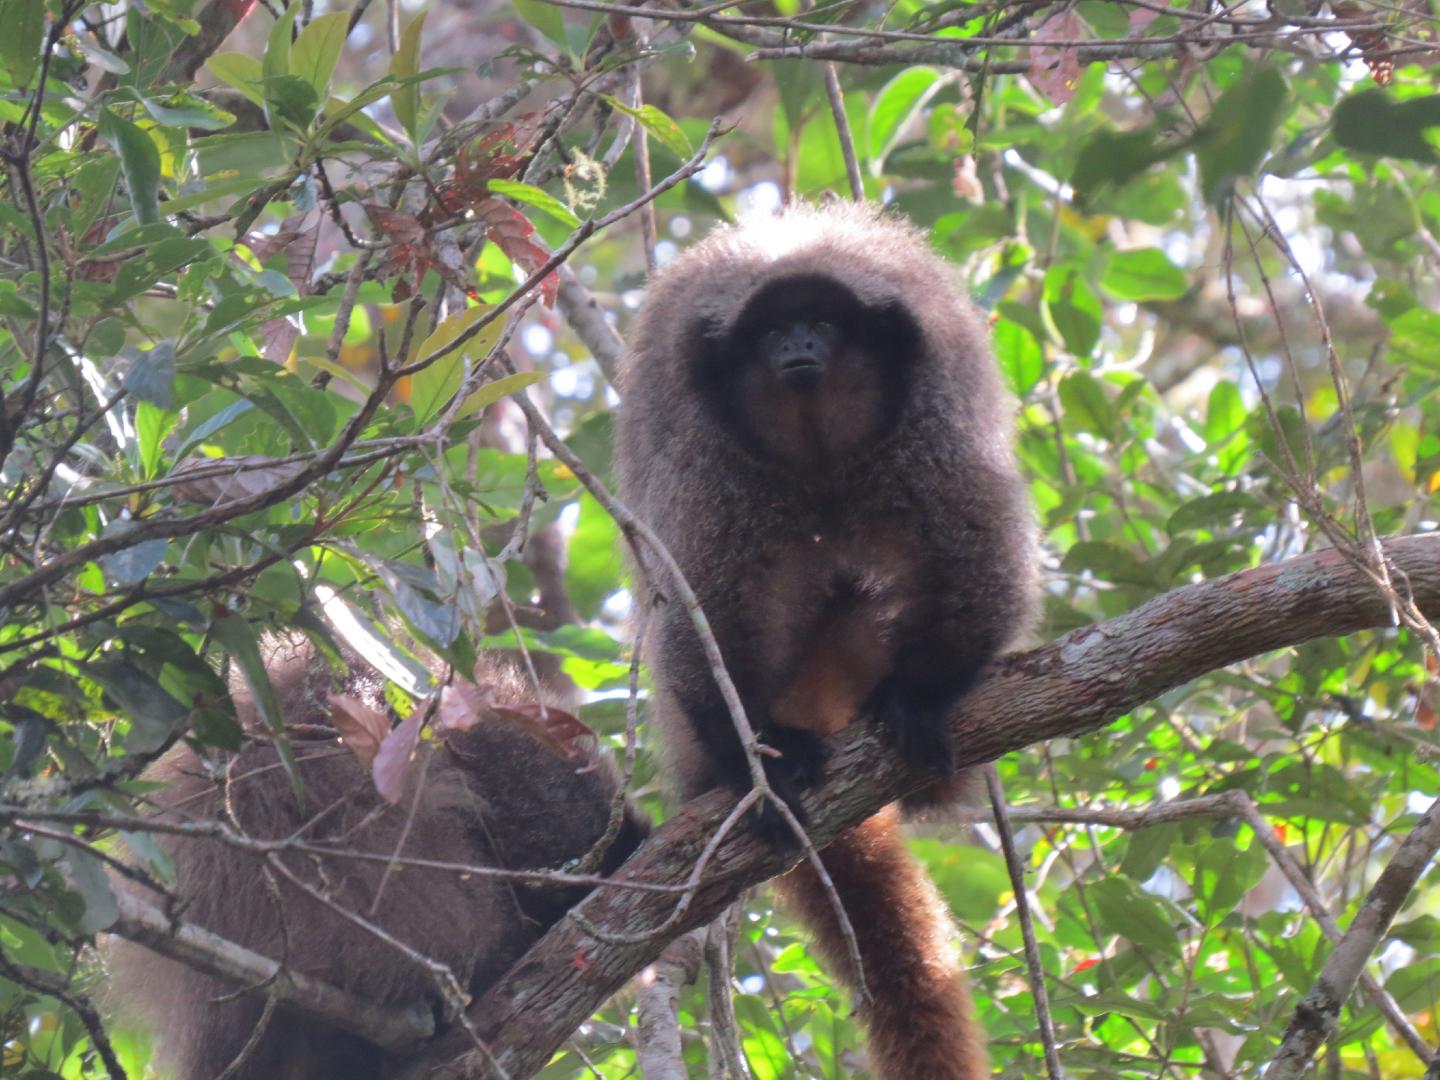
372, 707, 423, 803
1332, 1, 1395, 84
330, 691, 390, 767
475, 198, 556, 306
493, 702, 596, 761
363, 204, 426, 244
1029, 10, 1087, 106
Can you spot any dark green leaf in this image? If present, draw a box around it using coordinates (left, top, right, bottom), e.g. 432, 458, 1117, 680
99, 108, 162, 225
1196, 67, 1289, 204
0, 0, 45, 89
1090, 877, 1181, 957
121, 341, 176, 408
1333, 89, 1440, 164
83, 658, 189, 753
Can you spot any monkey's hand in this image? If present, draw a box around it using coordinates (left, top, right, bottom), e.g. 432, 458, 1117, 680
749, 726, 828, 849
868, 676, 959, 778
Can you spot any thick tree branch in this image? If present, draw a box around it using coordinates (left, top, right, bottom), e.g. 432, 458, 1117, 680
395, 532, 1440, 1078
108, 891, 434, 1052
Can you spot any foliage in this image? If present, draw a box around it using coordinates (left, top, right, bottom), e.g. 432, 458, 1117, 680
1, 0, 1439, 1077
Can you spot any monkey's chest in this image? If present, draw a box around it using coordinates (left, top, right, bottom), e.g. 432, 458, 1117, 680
763, 532, 920, 736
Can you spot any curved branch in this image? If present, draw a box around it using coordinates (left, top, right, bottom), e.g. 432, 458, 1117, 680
395, 532, 1440, 1078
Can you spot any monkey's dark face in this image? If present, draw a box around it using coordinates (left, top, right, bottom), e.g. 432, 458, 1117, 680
693, 275, 919, 473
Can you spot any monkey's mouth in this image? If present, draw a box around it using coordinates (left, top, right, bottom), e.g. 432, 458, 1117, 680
777, 358, 824, 388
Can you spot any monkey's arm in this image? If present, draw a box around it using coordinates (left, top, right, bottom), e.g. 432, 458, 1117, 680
652, 608, 827, 845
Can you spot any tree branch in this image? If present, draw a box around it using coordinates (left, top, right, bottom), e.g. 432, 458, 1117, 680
107, 891, 435, 1052
1264, 794, 1440, 1078
396, 532, 1440, 1078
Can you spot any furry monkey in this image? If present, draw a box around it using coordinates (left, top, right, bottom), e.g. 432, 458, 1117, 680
616, 203, 1039, 1079
107, 640, 647, 1080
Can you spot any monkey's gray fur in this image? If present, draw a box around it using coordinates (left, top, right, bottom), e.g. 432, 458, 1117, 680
107, 640, 646, 1080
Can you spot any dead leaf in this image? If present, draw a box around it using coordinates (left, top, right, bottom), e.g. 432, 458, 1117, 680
1029, 10, 1087, 106
372, 707, 423, 804
330, 691, 390, 767
169, 456, 307, 506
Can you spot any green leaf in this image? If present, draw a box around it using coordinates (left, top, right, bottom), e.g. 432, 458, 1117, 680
867, 66, 941, 171
120, 342, 177, 408
98, 524, 167, 586
993, 316, 1044, 397
1389, 306, 1440, 370
207, 52, 266, 108
108, 236, 213, 304
1100, 247, 1187, 301
263, 2, 300, 82
135, 89, 236, 130
565, 493, 621, 621
513, 0, 567, 47
605, 98, 694, 161
410, 305, 503, 427
485, 179, 581, 228
62, 849, 119, 934
264, 73, 320, 132
389, 12, 427, 141
290, 11, 349, 99
1058, 371, 1115, 440
1043, 265, 1101, 357
1196, 66, 1289, 204
0, 0, 45, 89
1166, 491, 1259, 535
74, 33, 130, 75
455, 370, 544, 418
211, 613, 301, 791
0, 280, 38, 319
1071, 127, 1180, 210
1192, 837, 1267, 923
83, 658, 189, 753
1333, 89, 1440, 164
1090, 877, 1181, 957
1061, 540, 1154, 588
134, 400, 177, 479
1203, 381, 1246, 446
99, 108, 162, 226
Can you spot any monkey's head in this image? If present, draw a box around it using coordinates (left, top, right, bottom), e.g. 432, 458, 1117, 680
619, 204, 1013, 489
692, 273, 920, 470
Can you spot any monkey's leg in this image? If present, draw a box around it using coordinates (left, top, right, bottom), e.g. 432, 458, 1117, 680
773, 805, 989, 1080
676, 686, 828, 847
866, 596, 1007, 776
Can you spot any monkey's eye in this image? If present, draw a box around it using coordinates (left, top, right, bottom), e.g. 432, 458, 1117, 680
761, 330, 785, 353
813, 320, 838, 343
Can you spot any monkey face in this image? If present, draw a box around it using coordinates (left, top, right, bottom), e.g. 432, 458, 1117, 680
693, 274, 919, 472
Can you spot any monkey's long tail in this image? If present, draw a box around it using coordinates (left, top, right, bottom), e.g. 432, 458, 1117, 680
773, 805, 988, 1080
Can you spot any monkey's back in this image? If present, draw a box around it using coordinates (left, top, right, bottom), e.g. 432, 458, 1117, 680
107, 643, 645, 1080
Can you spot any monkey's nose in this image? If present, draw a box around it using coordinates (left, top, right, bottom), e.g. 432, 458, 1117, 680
767, 322, 832, 385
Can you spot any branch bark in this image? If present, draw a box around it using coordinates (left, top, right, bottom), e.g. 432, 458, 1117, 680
392, 532, 1440, 1078
1264, 795, 1440, 1078
109, 891, 434, 1052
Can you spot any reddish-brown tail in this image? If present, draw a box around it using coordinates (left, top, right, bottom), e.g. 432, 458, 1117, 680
774, 805, 988, 1079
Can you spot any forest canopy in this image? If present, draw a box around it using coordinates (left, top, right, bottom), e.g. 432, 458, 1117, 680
2, 0, 1440, 1076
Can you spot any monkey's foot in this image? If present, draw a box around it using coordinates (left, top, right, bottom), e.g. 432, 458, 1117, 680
869, 678, 958, 777
747, 727, 828, 849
